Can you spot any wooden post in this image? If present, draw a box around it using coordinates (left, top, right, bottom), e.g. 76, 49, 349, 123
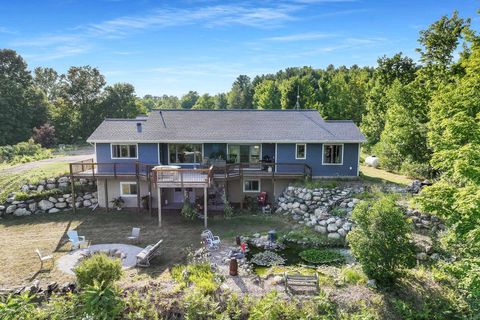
148, 167, 152, 216
240, 176, 243, 209
204, 186, 208, 228
273, 179, 276, 202
70, 164, 76, 214
104, 179, 109, 211
157, 187, 162, 227
136, 162, 141, 213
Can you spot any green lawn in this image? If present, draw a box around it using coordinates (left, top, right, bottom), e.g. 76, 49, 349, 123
0, 162, 70, 203
359, 164, 413, 186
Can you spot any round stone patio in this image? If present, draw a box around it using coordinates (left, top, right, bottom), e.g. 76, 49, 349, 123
57, 243, 143, 275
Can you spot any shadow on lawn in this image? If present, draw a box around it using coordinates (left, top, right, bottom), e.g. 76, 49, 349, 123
71, 209, 206, 278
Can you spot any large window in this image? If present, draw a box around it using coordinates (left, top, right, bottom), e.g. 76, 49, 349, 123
295, 144, 306, 159
323, 144, 343, 165
243, 179, 260, 192
111, 144, 137, 159
120, 182, 137, 197
227, 144, 260, 163
169, 144, 203, 164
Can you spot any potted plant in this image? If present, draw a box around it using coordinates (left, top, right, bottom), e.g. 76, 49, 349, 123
110, 197, 125, 210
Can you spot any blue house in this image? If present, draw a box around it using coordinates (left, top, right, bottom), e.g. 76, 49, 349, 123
70, 109, 365, 227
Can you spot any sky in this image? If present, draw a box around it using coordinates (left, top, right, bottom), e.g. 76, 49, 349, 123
1, 0, 479, 97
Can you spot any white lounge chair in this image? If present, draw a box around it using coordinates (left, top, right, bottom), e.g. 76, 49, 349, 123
201, 230, 221, 249
67, 230, 87, 250
136, 239, 163, 267
36, 249, 53, 269
128, 227, 141, 243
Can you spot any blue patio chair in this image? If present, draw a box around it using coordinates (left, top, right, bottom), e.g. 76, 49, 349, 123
67, 230, 87, 250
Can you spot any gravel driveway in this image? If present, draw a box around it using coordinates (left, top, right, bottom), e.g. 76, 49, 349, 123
0, 146, 94, 175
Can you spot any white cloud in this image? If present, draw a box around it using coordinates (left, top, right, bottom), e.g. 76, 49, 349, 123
265, 32, 334, 42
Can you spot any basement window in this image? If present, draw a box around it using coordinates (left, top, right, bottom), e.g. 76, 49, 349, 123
120, 182, 137, 197
243, 179, 260, 192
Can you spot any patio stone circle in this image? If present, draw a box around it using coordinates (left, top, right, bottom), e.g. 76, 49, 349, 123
57, 243, 143, 275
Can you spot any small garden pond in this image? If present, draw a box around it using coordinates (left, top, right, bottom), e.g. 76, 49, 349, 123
245, 241, 352, 276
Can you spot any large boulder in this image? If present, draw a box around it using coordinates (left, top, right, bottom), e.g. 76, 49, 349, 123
57, 177, 69, 184
6, 205, 17, 214
13, 208, 30, 216
38, 200, 54, 211
55, 202, 67, 209
327, 232, 341, 240
46, 183, 56, 190
327, 223, 338, 232
314, 226, 327, 234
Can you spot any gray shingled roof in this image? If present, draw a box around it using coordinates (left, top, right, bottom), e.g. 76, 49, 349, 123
87, 110, 366, 143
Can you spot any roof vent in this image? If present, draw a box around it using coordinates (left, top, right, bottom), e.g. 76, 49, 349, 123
136, 122, 142, 133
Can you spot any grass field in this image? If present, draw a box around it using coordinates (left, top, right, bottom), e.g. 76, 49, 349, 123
0, 162, 69, 203
0, 209, 292, 288
359, 165, 413, 185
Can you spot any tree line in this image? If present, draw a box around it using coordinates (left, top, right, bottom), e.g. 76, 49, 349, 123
0, 53, 143, 145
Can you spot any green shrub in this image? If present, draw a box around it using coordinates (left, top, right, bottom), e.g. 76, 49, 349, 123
14, 188, 64, 201
181, 195, 197, 220
223, 191, 234, 219
249, 291, 335, 319
183, 289, 220, 320
0, 292, 37, 320
221, 293, 246, 320
347, 195, 415, 286
250, 251, 285, 266
341, 266, 368, 285
36, 293, 77, 320
79, 281, 124, 320
299, 249, 345, 264
74, 253, 123, 288
400, 159, 433, 179
124, 289, 160, 320
0, 139, 52, 164
171, 263, 220, 294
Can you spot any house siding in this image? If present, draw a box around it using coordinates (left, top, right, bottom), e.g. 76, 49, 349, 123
276, 143, 359, 177
96, 143, 159, 173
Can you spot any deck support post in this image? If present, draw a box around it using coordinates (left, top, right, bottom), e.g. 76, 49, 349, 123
136, 162, 141, 213
204, 186, 208, 228
240, 176, 243, 209
104, 179, 109, 211
148, 169, 152, 216
273, 179, 276, 203
70, 164, 76, 214
157, 187, 162, 227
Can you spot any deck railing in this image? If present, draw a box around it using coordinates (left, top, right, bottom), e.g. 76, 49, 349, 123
210, 162, 312, 179
152, 166, 214, 186
70, 159, 311, 182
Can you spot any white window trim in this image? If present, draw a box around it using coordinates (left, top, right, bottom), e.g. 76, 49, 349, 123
243, 179, 261, 193
322, 144, 344, 166
295, 143, 307, 160
120, 182, 138, 197
167, 143, 204, 165
110, 143, 138, 160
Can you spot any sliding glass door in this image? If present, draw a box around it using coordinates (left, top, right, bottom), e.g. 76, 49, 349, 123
227, 144, 261, 164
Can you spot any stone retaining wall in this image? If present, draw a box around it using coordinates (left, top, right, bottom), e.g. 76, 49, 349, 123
0, 177, 97, 217
275, 185, 364, 239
